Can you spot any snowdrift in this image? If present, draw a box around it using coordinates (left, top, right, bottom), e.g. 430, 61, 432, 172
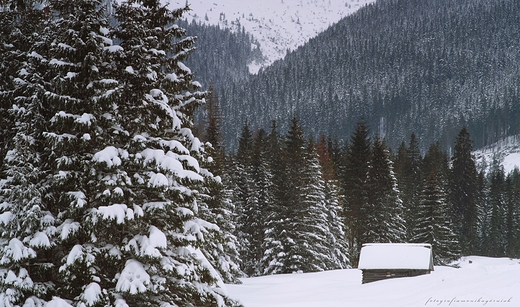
227, 256, 519, 307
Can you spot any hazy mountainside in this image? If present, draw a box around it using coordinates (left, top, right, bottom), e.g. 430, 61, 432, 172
215, 0, 520, 151
184, 0, 376, 73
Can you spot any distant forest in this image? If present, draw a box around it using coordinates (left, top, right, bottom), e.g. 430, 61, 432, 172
186, 0, 520, 152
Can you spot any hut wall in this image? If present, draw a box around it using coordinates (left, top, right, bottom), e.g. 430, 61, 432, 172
361, 269, 431, 284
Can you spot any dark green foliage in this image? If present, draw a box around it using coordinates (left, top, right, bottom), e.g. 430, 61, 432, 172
485, 161, 507, 256
199, 85, 243, 284
233, 122, 259, 276
394, 134, 423, 241
259, 121, 289, 275
450, 128, 480, 255
504, 169, 520, 257
422, 142, 450, 184
341, 121, 371, 258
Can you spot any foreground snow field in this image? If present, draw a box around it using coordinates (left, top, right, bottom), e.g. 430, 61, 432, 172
226, 256, 519, 307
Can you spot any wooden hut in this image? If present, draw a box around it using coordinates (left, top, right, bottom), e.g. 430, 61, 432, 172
357, 243, 434, 284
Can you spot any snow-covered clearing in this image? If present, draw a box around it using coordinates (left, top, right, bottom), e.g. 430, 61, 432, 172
227, 256, 519, 307
474, 134, 520, 174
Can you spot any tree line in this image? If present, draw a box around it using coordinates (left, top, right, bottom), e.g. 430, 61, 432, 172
201, 90, 520, 275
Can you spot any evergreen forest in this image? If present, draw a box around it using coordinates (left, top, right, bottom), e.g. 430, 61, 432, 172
201, 97, 520, 273
2, 0, 520, 306
186, 0, 520, 152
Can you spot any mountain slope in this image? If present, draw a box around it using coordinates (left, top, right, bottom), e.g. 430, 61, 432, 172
217, 0, 520, 151
184, 0, 375, 73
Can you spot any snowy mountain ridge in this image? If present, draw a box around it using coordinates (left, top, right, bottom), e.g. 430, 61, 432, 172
171, 0, 376, 73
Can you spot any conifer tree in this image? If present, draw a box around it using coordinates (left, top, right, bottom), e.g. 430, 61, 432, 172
0, 1, 85, 305
394, 134, 423, 241
35, 0, 130, 304
0, 0, 241, 305
260, 121, 289, 275
199, 85, 242, 284
422, 142, 450, 184
450, 128, 480, 255
100, 1, 238, 305
0, 0, 48, 176
233, 122, 256, 275
275, 117, 307, 273
247, 129, 272, 276
203, 85, 224, 165
362, 136, 406, 244
315, 137, 350, 269
296, 138, 341, 272
0, 5, 55, 305
198, 166, 243, 284
413, 173, 460, 265
476, 169, 488, 255
262, 118, 347, 274
505, 168, 520, 257
342, 120, 371, 260
485, 160, 507, 256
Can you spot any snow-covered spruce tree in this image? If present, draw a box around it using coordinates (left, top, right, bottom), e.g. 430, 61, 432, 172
198, 87, 242, 284
0, 3, 58, 306
291, 138, 334, 272
316, 135, 350, 269
260, 121, 289, 275
275, 117, 307, 273
90, 1, 240, 306
245, 129, 272, 276
412, 172, 460, 265
303, 139, 349, 270
34, 0, 126, 304
0, 0, 45, 178
197, 167, 243, 284
14, 0, 241, 305
361, 136, 405, 244
505, 168, 520, 258
262, 118, 341, 273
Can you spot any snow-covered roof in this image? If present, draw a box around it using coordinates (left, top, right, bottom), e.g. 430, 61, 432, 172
357, 243, 433, 270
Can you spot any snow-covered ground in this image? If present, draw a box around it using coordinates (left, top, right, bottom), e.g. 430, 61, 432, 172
474, 135, 520, 173
226, 256, 519, 307
174, 0, 375, 73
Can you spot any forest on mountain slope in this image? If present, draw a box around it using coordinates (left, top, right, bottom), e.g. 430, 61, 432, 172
192, 0, 520, 152
179, 19, 263, 88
